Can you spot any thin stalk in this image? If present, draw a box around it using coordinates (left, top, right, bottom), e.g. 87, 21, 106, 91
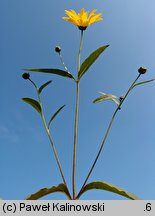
78, 30, 84, 72
76, 73, 141, 199
40, 109, 67, 187
72, 30, 84, 199
39, 96, 72, 199
58, 52, 69, 73
29, 78, 72, 199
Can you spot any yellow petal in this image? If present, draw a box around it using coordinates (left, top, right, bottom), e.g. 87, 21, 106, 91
70, 10, 78, 16
63, 8, 103, 28
63, 17, 79, 26
89, 14, 103, 25
79, 8, 85, 17
89, 9, 97, 19
65, 10, 77, 19
83, 11, 88, 20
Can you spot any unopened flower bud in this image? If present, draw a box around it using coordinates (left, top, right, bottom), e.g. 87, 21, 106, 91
22, 73, 30, 80
138, 66, 147, 74
119, 95, 124, 102
55, 46, 61, 53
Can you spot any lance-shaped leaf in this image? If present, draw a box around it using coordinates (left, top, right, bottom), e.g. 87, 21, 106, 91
131, 79, 155, 90
22, 98, 42, 114
24, 68, 75, 81
25, 183, 71, 200
48, 105, 65, 129
93, 92, 119, 106
78, 45, 109, 80
77, 181, 140, 200
39, 80, 52, 94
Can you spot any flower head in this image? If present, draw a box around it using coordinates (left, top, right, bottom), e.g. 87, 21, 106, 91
22, 73, 30, 80
62, 8, 103, 30
138, 66, 147, 74
55, 46, 61, 53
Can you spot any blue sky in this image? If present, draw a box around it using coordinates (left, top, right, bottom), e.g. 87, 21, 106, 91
0, 0, 155, 200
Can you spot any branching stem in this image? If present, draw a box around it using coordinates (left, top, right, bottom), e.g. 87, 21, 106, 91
76, 73, 141, 199
29, 78, 72, 200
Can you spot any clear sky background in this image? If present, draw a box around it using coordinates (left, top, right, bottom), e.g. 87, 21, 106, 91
0, 0, 155, 200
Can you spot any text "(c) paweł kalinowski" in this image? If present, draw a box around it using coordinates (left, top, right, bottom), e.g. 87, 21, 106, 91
19, 202, 105, 212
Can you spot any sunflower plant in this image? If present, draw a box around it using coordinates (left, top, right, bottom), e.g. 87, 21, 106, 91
22, 9, 154, 200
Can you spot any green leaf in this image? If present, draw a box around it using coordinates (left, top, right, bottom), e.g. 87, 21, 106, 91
93, 92, 119, 106
131, 79, 155, 90
25, 183, 71, 200
48, 105, 65, 129
24, 68, 75, 81
77, 181, 140, 200
22, 98, 42, 114
78, 45, 109, 80
39, 80, 52, 94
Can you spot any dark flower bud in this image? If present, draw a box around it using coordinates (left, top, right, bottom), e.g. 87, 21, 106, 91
138, 66, 147, 74
119, 95, 124, 102
55, 46, 61, 53
22, 73, 30, 80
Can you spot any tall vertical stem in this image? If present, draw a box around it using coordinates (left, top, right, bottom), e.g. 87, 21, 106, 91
72, 81, 79, 199
72, 30, 84, 199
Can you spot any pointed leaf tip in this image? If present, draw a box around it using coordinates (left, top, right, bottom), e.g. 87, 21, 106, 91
131, 79, 155, 90
25, 183, 71, 200
22, 98, 42, 114
39, 80, 52, 94
77, 181, 140, 200
93, 93, 119, 106
48, 105, 66, 129
24, 68, 75, 81
78, 45, 109, 80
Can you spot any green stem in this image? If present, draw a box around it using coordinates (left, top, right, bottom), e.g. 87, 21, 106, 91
40, 109, 66, 186
39, 96, 72, 199
78, 30, 84, 72
76, 73, 141, 199
29, 78, 72, 199
59, 52, 69, 72
72, 30, 84, 199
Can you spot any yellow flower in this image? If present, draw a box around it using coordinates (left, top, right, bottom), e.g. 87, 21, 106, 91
62, 8, 103, 30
